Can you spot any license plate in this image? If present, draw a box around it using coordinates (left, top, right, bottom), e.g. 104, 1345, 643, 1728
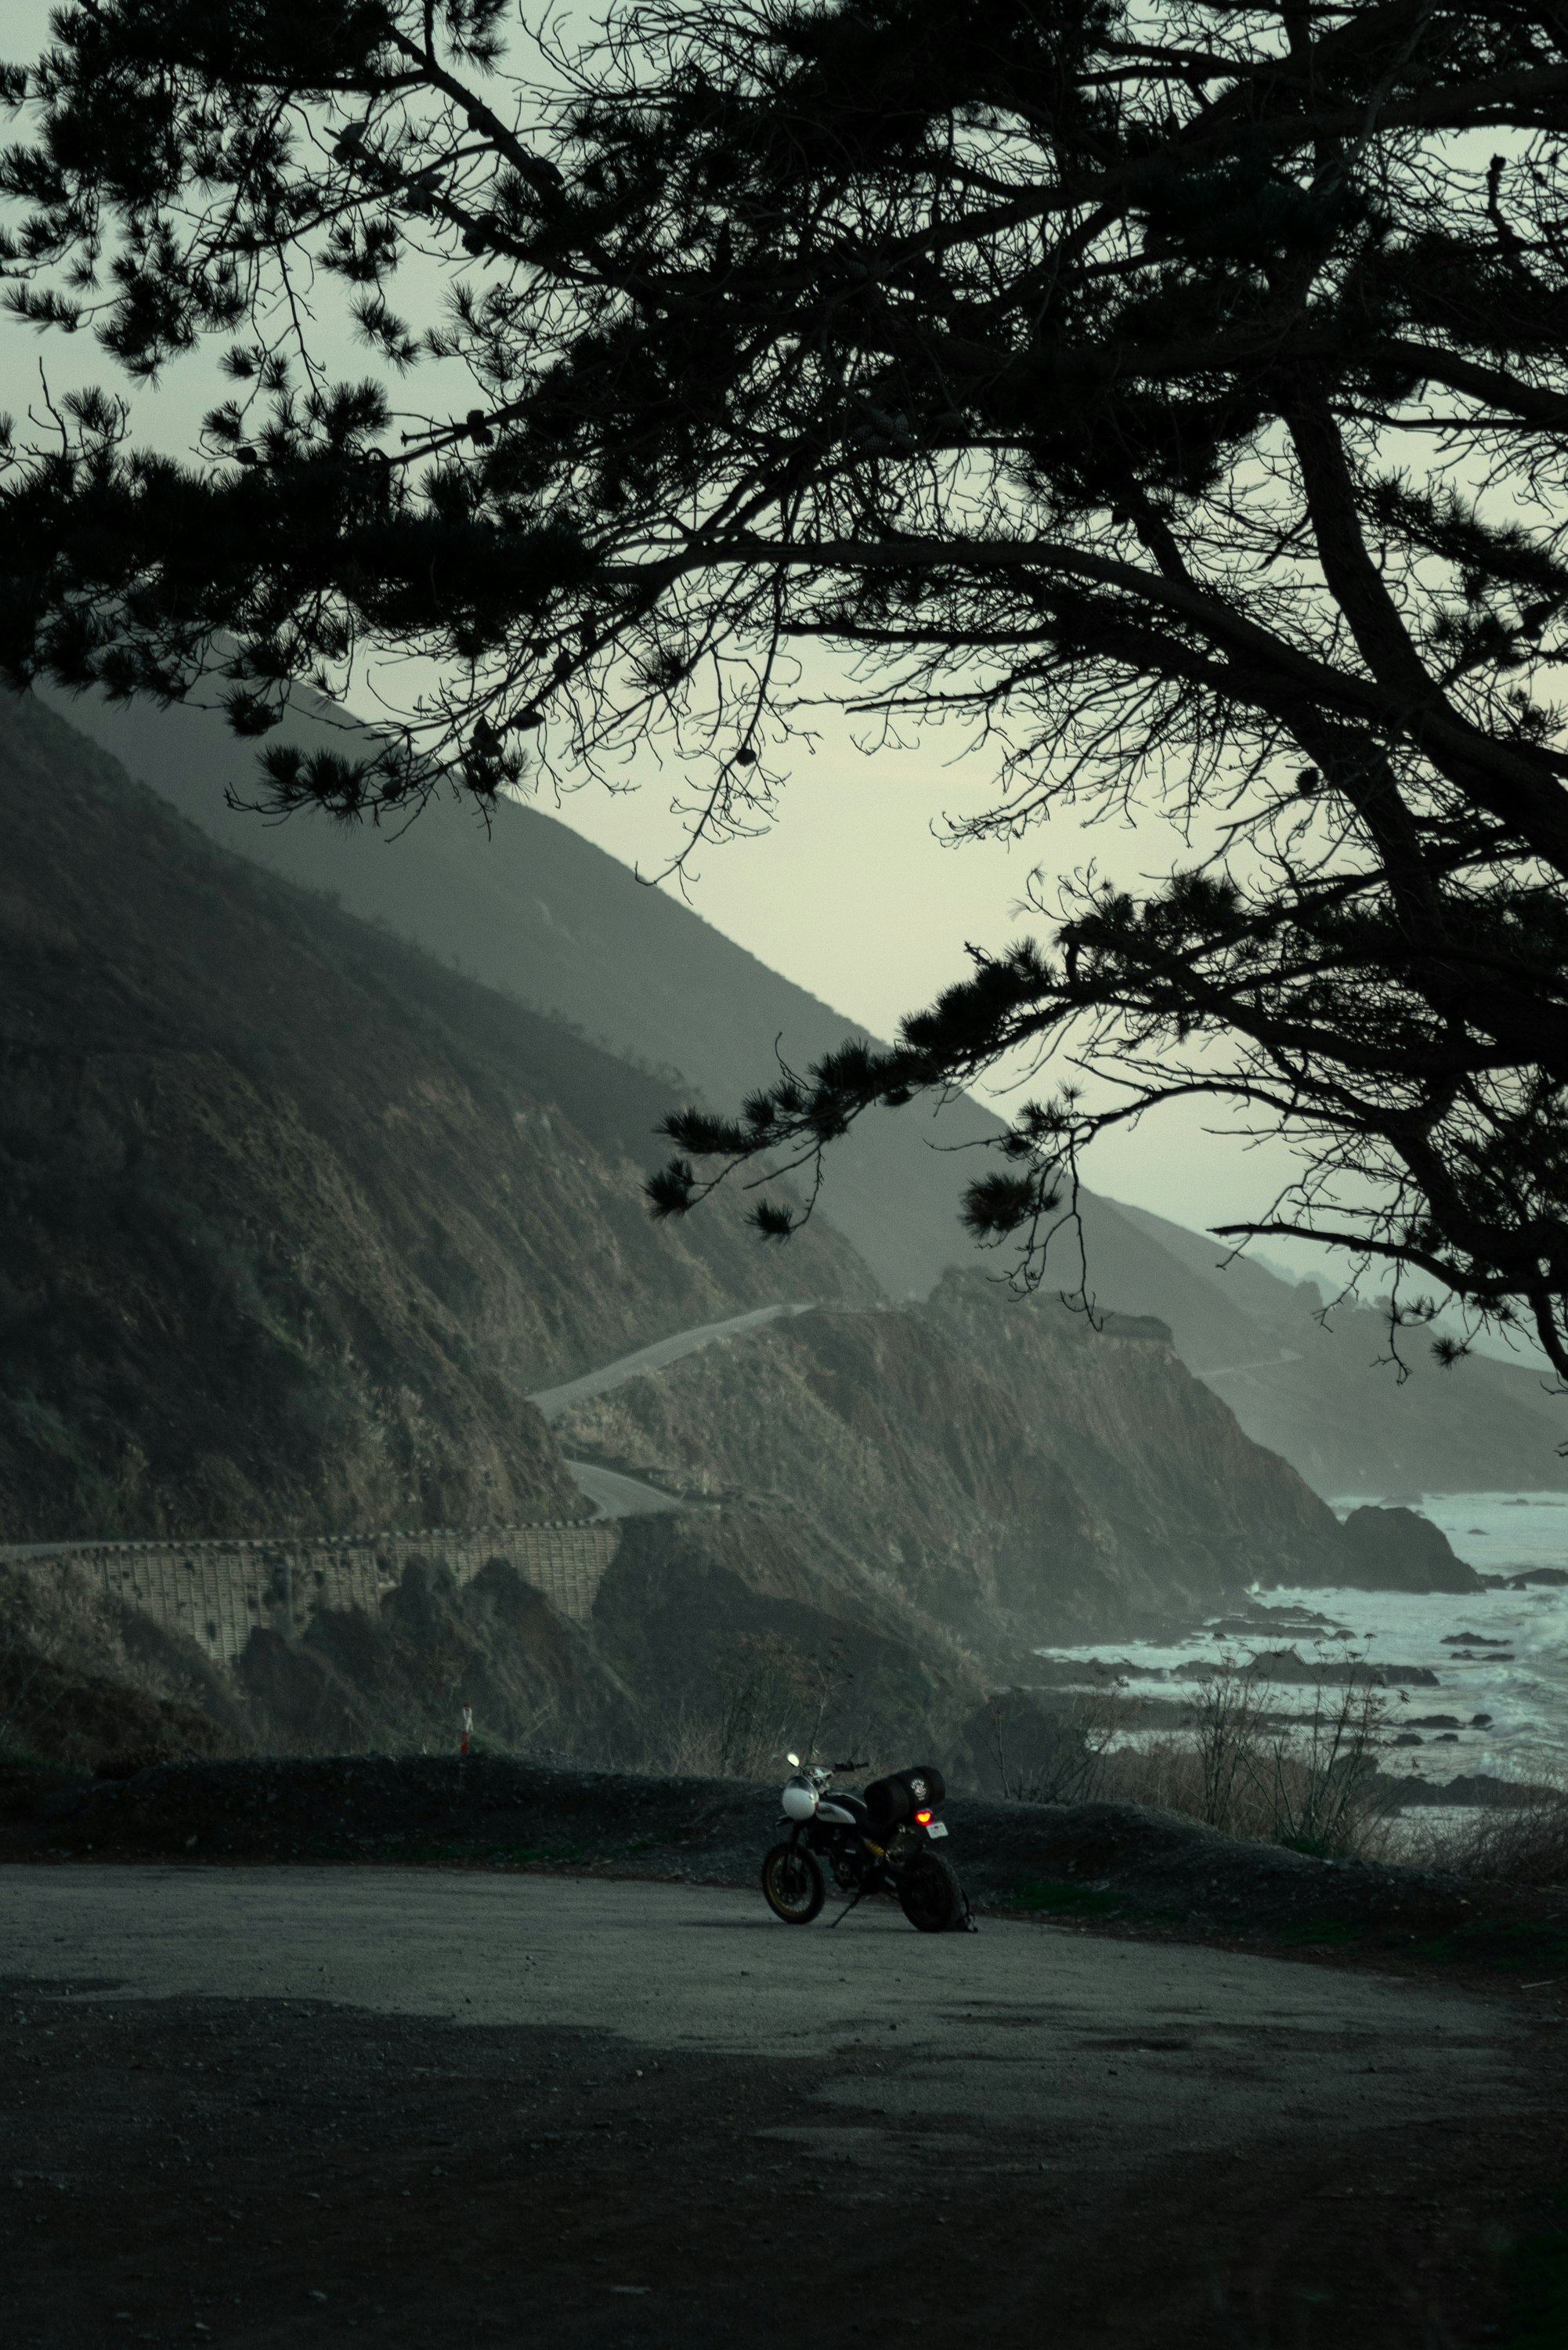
925, 1821, 948, 1839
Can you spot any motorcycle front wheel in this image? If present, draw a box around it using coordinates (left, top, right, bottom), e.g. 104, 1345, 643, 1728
761, 1841, 826, 1925
896, 1849, 966, 1933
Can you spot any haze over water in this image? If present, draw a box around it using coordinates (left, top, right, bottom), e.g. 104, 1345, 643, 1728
1037, 1492, 1568, 1787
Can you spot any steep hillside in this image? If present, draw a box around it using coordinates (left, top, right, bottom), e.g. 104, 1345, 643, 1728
0, 696, 873, 1540
1095, 1202, 1568, 1495
2, 1282, 1353, 1770
53, 682, 1568, 1496
551, 1274, 1347, 1646
46, 678, 999, 1299
0, 1549, 643, 1769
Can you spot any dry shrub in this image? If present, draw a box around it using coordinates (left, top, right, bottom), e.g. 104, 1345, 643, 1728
1439, 1777, 1568, 1886
649, 1694, 794, 1783
1101, 1655, 1398, 1863
980, 1687, 1128, 1804
635, 1633, 858, 1782
1105, 1733, 1216, 1820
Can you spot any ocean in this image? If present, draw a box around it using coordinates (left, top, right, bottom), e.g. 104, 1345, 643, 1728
1034, 1490, 1568, 1788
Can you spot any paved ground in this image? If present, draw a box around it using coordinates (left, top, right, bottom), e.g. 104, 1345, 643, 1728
528, 1303, 811, 1423
536, 1305, 815, 1517
4, 1865, 1568, 2348
0, 1867, 1539, 2166
558, 1459, 683, 1519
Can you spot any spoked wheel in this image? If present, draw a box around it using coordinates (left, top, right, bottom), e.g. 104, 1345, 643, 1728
896, 1850, 966, 1932
761, 1841, 826, 1925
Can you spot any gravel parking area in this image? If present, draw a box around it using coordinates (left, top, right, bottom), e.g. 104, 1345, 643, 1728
4, 1865, 1566, 2348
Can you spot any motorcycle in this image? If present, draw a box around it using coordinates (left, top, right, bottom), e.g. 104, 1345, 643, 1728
761, 1754, 971, 1932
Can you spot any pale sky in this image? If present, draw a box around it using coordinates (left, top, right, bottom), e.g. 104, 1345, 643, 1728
544, 725, 1324, 1245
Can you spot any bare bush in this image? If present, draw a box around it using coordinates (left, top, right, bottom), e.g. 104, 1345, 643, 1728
649, 1694, 793, 1783
633, 1635, 863, 1783
1256, 1674, 1396, 1863
1436, 1778, 1568, 1888
1102, 1653, 1396, 1863
981, 1687, 1129, 1806
1106, 1734, 1225, 1824
1191, 1662, 1273, 1834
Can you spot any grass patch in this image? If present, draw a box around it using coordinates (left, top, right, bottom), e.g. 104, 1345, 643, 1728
1274, 1918, 1366, 1948
0, 1739, 74, 1773
1406, 1919, 1568, 1972
1505, 2199, 1568, 2348
1007, 1878, 1126, 1918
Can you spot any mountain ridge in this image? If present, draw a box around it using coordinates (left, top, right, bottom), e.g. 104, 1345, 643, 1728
0, 692, 873, 1539
43, 680, 1568, 1495
43, 677, 999, 1299
0, 691, 1480, 1771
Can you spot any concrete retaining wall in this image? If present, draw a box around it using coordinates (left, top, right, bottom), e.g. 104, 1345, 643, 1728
13, 1521, 623, 1663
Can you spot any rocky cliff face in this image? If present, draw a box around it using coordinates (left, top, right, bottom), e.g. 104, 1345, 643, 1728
62, 681, 1568, 1496
0, 1551, 644, 1769
1093, 1199, 1568, 1497
0, 697, 873, 1539
553, 1274, 1348, 1647
1337, 1506, 1482, 1594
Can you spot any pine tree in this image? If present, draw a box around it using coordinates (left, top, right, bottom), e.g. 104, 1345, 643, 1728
5, 2, 1568, 1367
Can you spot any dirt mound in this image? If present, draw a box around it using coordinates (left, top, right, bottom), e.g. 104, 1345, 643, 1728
0, 1640, 226, 1774
9, 1755, 1563, 1971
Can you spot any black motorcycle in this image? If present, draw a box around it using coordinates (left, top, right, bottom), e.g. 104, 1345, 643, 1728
761, 1755, 970, 1931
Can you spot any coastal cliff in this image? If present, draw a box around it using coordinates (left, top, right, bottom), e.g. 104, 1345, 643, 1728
553, 1275, 1348, 1648
0, 694, 872, 1540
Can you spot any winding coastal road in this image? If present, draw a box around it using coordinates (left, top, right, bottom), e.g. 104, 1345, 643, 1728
558, 1459, 684, 1520
533, 1302, 814, 1519
529, 1302, 812, 1423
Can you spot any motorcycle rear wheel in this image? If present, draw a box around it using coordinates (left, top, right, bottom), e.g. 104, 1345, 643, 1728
897, 1849, 966, 1933
761, 1841, 826, 1924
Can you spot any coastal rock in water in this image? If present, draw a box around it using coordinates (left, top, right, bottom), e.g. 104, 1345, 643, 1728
1183, 1647, 1441, 1688
1334, 1506, 1482, 1594
1374, 1769, 1547, 1807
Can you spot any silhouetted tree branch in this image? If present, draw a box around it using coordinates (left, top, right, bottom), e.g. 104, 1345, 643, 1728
4, 1, 1568, 1367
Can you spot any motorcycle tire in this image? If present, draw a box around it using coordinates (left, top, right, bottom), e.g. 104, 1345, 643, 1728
897, 1849, 966, 1933
761, 1840, 826, 1925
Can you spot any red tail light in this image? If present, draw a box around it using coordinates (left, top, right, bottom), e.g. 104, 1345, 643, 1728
915, 1809, 932, 1825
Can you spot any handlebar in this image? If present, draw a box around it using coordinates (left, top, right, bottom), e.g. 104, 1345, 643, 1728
831, 1759, 869, 1773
